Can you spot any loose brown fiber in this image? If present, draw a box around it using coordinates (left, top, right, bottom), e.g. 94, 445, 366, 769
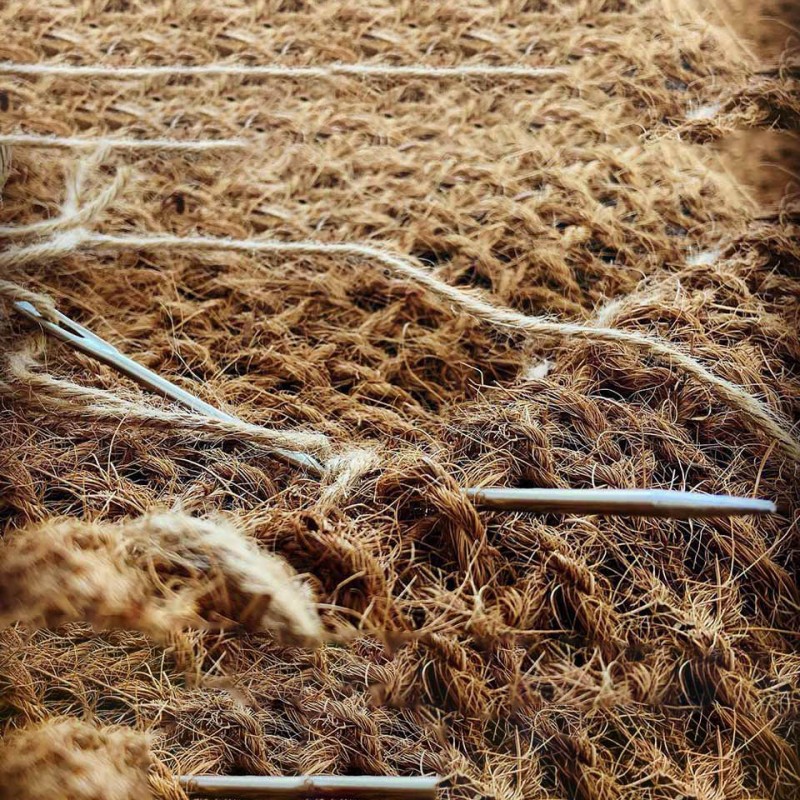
1, 2, 798, 799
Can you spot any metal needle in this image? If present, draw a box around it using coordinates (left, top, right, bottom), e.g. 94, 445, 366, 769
465, 487, 775, 518
13, 300, 324, 475
179, 775, 440, 799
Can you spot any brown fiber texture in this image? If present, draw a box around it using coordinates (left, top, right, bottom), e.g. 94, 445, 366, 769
1, 2, 799, 800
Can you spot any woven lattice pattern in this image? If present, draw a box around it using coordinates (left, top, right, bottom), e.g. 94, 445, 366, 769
1, 2, 798, 799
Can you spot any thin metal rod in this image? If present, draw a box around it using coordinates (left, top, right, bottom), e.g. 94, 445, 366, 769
13, 301, 324, 475
178, 775, 440, 799
465, 487, 775, 518
14, 301, 776, 519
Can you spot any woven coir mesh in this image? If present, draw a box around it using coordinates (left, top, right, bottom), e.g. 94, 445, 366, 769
1, 2, 799, 799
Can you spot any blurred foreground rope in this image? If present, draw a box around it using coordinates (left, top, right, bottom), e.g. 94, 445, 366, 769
0, 510, 322, 646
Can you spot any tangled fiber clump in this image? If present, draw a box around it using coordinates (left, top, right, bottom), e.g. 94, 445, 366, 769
0, 512, 322, 647
1, 1, 799, 799
0, 718, 156, 800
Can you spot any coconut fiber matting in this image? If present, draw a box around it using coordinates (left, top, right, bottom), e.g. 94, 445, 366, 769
0, 2, 799, 799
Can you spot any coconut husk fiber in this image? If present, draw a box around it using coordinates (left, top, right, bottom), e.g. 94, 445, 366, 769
1, 2, 799, 799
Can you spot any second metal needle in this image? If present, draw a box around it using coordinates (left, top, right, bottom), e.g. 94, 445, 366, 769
465, 487, 775, 518
179, 775, 440, 799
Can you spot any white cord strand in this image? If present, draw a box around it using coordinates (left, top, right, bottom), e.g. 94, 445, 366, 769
0, 61, 568, 79
0, 133, 245, 151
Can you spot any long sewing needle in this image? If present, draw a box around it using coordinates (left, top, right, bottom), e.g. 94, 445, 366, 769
15, 301, 776, 519
13, 300, 324, 474
463, 486, 774, 518
178, 774, 440, 799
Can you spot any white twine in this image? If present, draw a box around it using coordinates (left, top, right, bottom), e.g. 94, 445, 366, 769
0, 61, 568, 80
0, 133, 245, 151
